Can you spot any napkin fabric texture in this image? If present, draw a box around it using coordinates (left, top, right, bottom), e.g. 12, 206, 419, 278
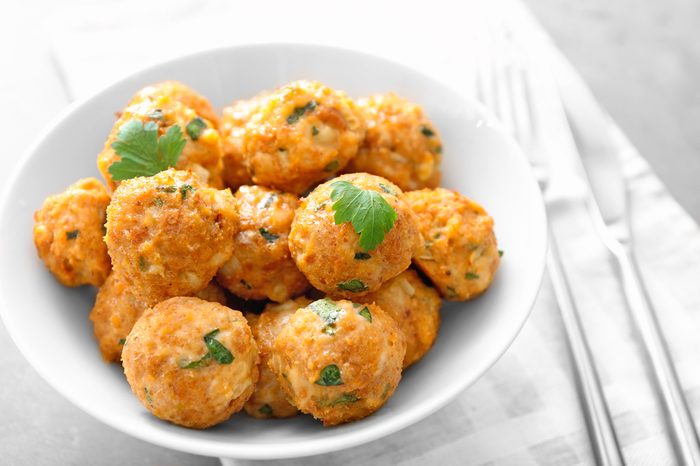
46, 1, 700, 464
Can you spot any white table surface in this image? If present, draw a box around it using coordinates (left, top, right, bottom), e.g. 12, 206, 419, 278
1, 1, 699, 465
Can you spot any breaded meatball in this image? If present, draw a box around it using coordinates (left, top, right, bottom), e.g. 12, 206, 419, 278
89, 273, 149, 362
33, 178, 111, 287
404, 188, 500, 301
97, 81, 224, 190
244, 297, 311, 418
269, 298, 405, 426
194, 280, 229, 306
105, 169, 237, 301
217, 185, 309, 302
289, 173, 421, 299
344, 93, 442, 191
122, 297, 259, 429
359, 269, 440, 368
220, 97, 261, 190
242, 80, 366, 194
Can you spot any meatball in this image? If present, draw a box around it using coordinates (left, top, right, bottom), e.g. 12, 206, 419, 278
33, 178, 111, 287
105, 169, 237, 301
122, 297, 259, 429
97, 81, 224, 190
242, 80, 366, 194
344, 93, 442, 191
269, 298, 405, 426
403, 188, 500, 301
219, 97, 261, 190
217, 185, 309, 302
289, 173, 421, 299
90, 273, 149, 362
244, 297, 311, 419
359, 269, 440, 368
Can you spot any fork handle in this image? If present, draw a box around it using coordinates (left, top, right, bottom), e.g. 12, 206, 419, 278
612, 245, 700, 464
547, 227, 625, 466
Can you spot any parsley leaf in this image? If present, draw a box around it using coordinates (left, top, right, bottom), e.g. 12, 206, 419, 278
354, 252, 371, 260
330, 181, 397, 251
465, 272, 480, 280
323, 160, 340, 172
315, 364, 343, 386
259, 228, 279, 243
319, 392, 360, 407
66, 229, 79, 240
109, 120, 186, 181
180, 328, 234, 369
186, 117, 207, 140
358, 306, 372, 322
421, 125, 435, 137
258, 404, 273, 415
337, 279, 368, 293
287, 101, 317, 124
310, 298, 342, 335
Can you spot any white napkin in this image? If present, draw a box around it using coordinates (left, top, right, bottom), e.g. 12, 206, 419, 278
45, 1, 700, 464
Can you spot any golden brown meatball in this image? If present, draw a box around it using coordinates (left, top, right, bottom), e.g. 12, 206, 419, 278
122, 297, 258, 429
220, 97, 262, 190
244, 297, 311, 419
97, 81, 224, 190
242, 80, 366, 194
359, 269, 440, 368
105, 169, 237, 302
289, 173, 421, 299
33, 178, 111, 287
269, 298, 405, 426
89, 273, 150, 362
404, 188, 500, 301
344, 93, 442, 191
217, 185, 309, 302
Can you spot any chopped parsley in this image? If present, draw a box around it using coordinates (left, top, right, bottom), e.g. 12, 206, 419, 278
337, 279, 368, 293
315, 364, 343, 386
259, 228, 279, 243
378, 183, 396, 196
465, 272, 480, 280
312, 126, 319, 136
287, 101, 317, 124
138, 256, 147, 271
179, 184, 195, 200
323, 160, 340, 172
358, 306, 372, 322
186, 117, 207, 140
180, 329, 234, 369
66, 229, 79, 240
118, 338, 126, 345
109, 120, 186, 181
144, 387, 153, 405
310, 298, 342, 335
421, 125, 435, 137
153, 198, 164, 207
353, 252, 371, 260
319, 393, 360, 407
156, 185, 178, 193
499, 249, 504, 257
258, 404, 273, 416
261, 193, 278, 209
330, 180, 397, 251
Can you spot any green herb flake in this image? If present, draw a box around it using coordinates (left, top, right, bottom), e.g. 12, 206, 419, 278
378, 183, 396, 196
109, 120, 186, 181
337, 279, 368, 293
381, 383, 391, 400
435, 145, 443, 154
144, 387, 153, 405
261, 193, 278, 209
330, 180, 397, 251
240, 279, 252, 290
421, 125, 435, 137
315, 364, 343, 386
323, 160, 340, 172
320, 392, 360, 407
179, 184, 195, 200
312, 126, 319, 136
310, 298, 342, 330
153, 198, 164, 207
499, 249, 504, 257
465, 272, 480, 280
186, 117, 208, 140
66, 229, 80, 240
359, 307, 372, 323
156, 185, 178, 193
287, 101, 318, 124
138, 256, 148, 271
258, 404, 273, 416
446, 286, 458, 299
181, 328, 234, 369
259, 228, 279, 243
147, 109, 164, 120
118, 338, 126, 345
354, 252, 371, 260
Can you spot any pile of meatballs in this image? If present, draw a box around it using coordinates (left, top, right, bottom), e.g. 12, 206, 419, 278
33, 80, 500, 428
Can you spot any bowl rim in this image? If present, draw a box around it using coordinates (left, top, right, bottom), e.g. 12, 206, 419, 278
0, 42, 547, 459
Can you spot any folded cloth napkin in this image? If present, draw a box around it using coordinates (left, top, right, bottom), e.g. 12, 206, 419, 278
45, 0, 700, 464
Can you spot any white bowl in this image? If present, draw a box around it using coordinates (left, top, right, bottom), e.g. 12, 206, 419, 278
0, 44, 546, 460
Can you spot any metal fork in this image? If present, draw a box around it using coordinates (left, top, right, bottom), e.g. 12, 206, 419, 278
474, 24, 625, 466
